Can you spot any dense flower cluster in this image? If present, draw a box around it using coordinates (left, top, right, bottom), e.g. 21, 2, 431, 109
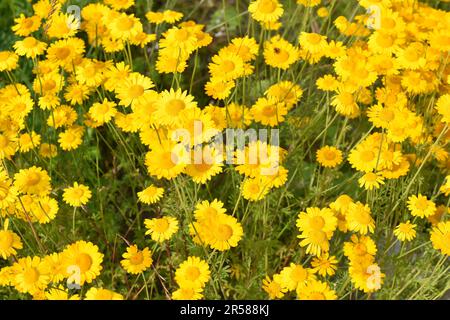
0, 0, 449, 300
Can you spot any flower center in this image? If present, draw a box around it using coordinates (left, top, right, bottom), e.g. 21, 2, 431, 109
194, 163, 212, 172
291, 266, 307, 282
415, 198, 429, 210
56, 47, 71, 60
166, 99, 186, 116
355, 210, 371, 225
354, 243, 367, 255
185, 266, 200, 281
72, 188, 85, 199
309, 292, 325, 300
323, 150, 337, 161
258, 0, 277, 14
130, 252, 144, 265
376, 34, 394, 48
154, 218, 169, 232
42, 79, 56, 91
215, 224, 233, 241
128, 84, 144, 98
76, 253, 93, 272
275, 49, 289, 62
23, 267, 40, 284
0, 52, 10, 61
262, 105, 277, 117
159, 151, 177, 169
26, 172, 41, 186
310, 216, 326, 230
307, 33, 322, 45
23, 37, 38, 48
222, 60, 235, 73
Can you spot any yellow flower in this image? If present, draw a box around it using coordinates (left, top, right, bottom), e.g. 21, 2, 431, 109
85, 287, 124, 300
394, 221, 417, 242
265, 81, 303, 109
120, 245, 153, 274
13, 166, 51, 196
63, 182, 92, 207
311, 253, 338, 277
104, 0, 135, 10
45, 12, 78, 39
11, 256, 50, 294
153, 88, 197, 127
144, 140, 188, 180
58, 125, 84, 151
358, 172, 385, 190
107, 12, 142, 41
115, 72, 154, 108
39, 143, 57, 159
46, 38, 85, 70
30, 196, 59, 224
278, 263, 315, 291
430, 221, 450, 256
316, 146, 343, 168
60, 240, 104, 285
45, 285, 80, 300
0, 219, 23, 259
18, 132, 41, 153
296, 207, 338, 236
249, 0, 284, 23
208, 213, 244, 251
47, 105, 77, 129
88, 99, 117, 124
263, 35, 299, 70
12, 14, 41, 36
68, 82, 90, 110
13, 37, 47, 58
221, 36, 259, 62
144, 216, 179, 242
407, 194, 436, 218
41, 253, 65, 283
0, 51, 19, 71
159, 26, 197, 57
0, 170, 18, 211
347, 202, 375, 235
172, 287, 204, 300
317, 7, 329, 18
297, 279, 337, 300
299, 32, 328, 54
137, 185, 164, 204
251, 97, 288, 127
0, 131, 18, 159
436, 94, 450, 124
343, 234, 377, 262
298, 229, 330, 257
204, 79, 235, 100
185, 146, 223, 184
156, 49, 188, 74
262, 274, 287, 299
241, 177, 271, 202
208, 52, 246, 81
163, 10, 184, 23
175, 256, 210, 289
